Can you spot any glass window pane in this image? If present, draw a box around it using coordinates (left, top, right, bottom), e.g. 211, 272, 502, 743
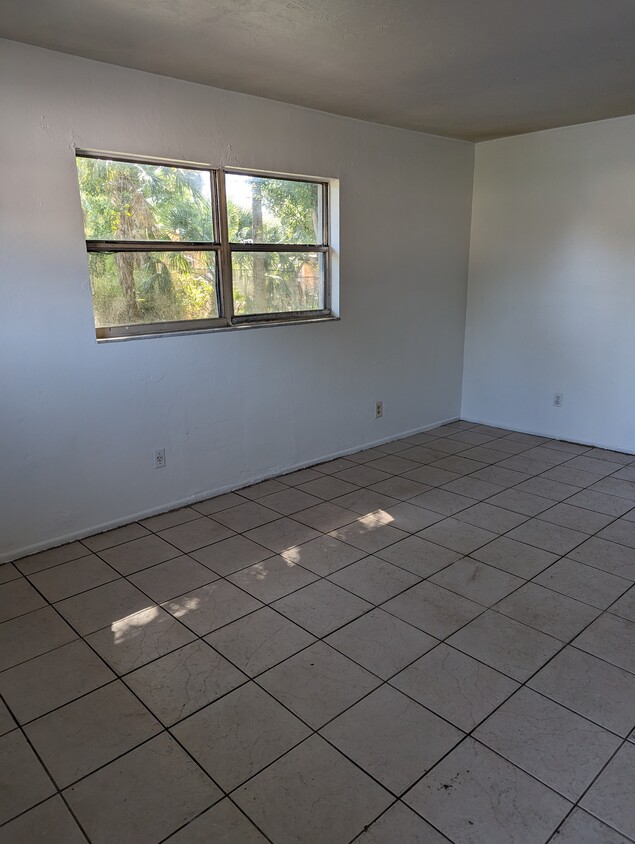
232, 252, 324, 315
88, 251, 219, 327
226, 174, 323, 245
77, 158, 214, 242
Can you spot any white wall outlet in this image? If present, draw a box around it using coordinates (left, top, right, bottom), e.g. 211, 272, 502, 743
154, 448, 166, 469
553, 393, 563, 408
375, 400, 383, 418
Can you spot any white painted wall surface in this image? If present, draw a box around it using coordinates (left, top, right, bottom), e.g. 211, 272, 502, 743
462, 116, 635, 453
0, 40, 474, 561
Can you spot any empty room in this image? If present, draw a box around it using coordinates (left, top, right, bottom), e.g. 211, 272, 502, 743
1, 1, 634, 842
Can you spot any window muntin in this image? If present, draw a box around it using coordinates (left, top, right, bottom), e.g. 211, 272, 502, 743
76, 154, 331, 338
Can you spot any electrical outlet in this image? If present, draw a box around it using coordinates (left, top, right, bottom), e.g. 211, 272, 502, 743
375, 401, 383, 418
553, 393, 563, 408
154, 448, 166, 469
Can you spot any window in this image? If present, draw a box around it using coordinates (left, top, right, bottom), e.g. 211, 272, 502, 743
76, 152, 333, 339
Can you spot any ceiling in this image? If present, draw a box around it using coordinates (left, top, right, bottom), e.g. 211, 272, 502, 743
2, 0, 635, 141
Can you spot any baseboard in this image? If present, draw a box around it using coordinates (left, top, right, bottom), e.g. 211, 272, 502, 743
1, 414, 459, 565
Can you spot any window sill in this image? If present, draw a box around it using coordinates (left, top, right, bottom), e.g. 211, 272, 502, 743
95, 314, 339, 343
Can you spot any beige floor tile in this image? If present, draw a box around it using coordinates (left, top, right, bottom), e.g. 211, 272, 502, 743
139, 506, 201, 532
64, 733, 221, 844
528, 646, 635, 736
328, 555, 420, 604
599, 517, 635, 550
165, 799, 267, 843
212, 501, 280, 532
292, 501, 359, 532
488, 488, 553, 516
374, 502, 444, 533
272, 580, 372, 637
506, 519, 588, 555
190, 534, 273, 576
157, 517, 233, 553
0, 578, 46, 622
367, 476, 431, 501
391, 643, 519, 731
366, 454, 421, 474
0, 607, 77, 671
514, 476, 579, 501
98, 534, 181, 575
163, 580, 262, 635
234, 735, 392, 844
581, 743, 635, 839
375, 535, 461, 578
245, 517, 321, 554
430, 558, 523, 606
553, 808, 631, 844
566, 489, 634, 517
494, 582, 600, 640
329, 515, 408, 553
418, 518, 497, 555
15, 541, 87, 575
332, 488, 401, 516
86, 606, 195, 674
454, 502, 528, 534
0, 639, 115, 723
128, 555, 218, 602
0, 699, 16, 736
82, 523, 149, 552
325, 608, 437, 679
0, 795, 86, 844
0, 731, 55, 824
471, 535, 558, 578
0, 563, 21, 584
609, 585, 635, 622
190, 492, 245, 515
534, 557, 631, 608
125, 640, 246, 725
258, 487, 322, 515
173, 682, 310, 790
383, 581, 483, 639
335, 465, 392, 487
280, 534, 366, 576
448, 610, 561, 681
408, 488, 477, 515
474, 687, 621, 801
568, 536, 635, 580
538, 503, 613, 534
321, 685, 462, 794
573, 613, 635, 673
228, 555, 318, 602
28, 554, 119, 602
258, 641, 380, 728
355, 802, 448, 844
55, 579, 153, 635
404, 738, 570, 844
239, 479, 288, 499
25, 681, 161, 787
442, 476, 503, 502
296, 475, 359, 500
206, 606, 315, 676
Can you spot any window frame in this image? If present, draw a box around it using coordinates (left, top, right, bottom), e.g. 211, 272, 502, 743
77, 152, 333, 340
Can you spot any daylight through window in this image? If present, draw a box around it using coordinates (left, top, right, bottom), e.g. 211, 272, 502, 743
76, 153, 332, 338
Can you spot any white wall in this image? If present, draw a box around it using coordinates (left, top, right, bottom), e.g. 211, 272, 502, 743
0, 40, 474, 562
462, 116, 635, 453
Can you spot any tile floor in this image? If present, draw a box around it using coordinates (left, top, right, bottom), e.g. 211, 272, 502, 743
1, 421, 635, 843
